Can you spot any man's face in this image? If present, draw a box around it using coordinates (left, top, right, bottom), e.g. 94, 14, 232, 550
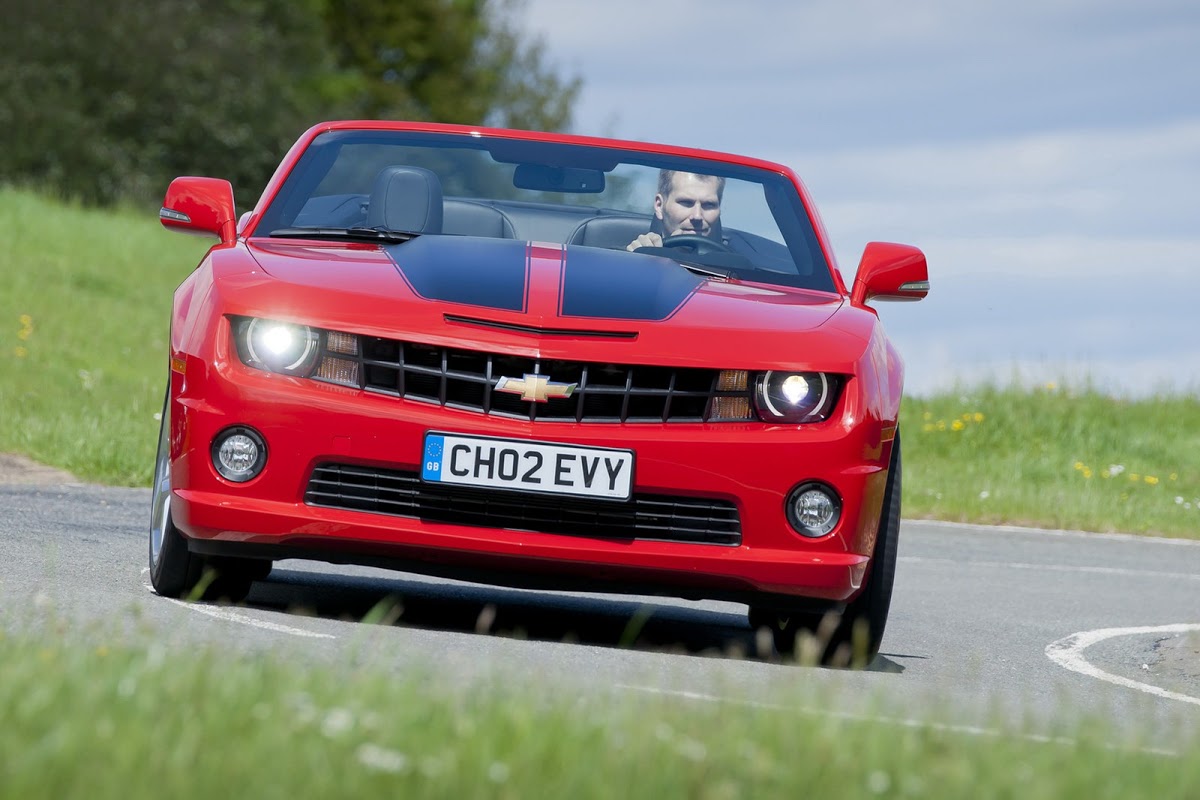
655, 173, 721, 237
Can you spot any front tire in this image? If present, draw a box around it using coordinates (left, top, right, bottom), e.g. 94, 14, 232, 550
751, 434, 903, 666
148, 388, 254, 603
149, 389, 202, 598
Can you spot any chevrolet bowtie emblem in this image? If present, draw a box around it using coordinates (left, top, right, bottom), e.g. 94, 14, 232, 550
494, 374, 577, 403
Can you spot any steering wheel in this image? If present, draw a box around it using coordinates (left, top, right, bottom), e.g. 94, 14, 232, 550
660, 233, 732, 255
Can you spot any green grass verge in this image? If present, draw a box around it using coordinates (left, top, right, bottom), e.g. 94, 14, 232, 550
1, 624, 1195, 799
902, 386, 1200, 538
0, 187, 207, 485
2, 186, 1197, 537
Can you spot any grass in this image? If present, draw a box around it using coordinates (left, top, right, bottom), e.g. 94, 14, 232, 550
902, 385, 1200, 538
0, 187, 208, 484
1, 185, 1197, 537
2, 621, 1196, 799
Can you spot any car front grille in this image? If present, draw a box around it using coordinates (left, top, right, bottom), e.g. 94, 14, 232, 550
325, 336, 749, 423
305, 463, 742, 546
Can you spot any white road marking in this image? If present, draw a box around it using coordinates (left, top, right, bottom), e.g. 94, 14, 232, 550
1045, 624, 1200, 707
616, 683, 1177, 757
144, 584, 335, 640
902, 556, 1200, 582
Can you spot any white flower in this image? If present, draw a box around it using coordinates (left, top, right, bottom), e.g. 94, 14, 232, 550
357, 744, 408, 774
979, 490, 990, 500
867, 770, 891, 794
321, 708, 354, 738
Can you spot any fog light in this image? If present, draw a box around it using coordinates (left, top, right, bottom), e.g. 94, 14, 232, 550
212, 427, 267, 482
786, 482, 841, 537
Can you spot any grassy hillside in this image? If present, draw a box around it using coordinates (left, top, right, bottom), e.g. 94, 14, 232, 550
2, 187, 1196, 536
0, 188, 208, 484
902, 385, 1200, 537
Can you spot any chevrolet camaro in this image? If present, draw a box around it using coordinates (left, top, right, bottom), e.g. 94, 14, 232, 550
149, 120, 928, 662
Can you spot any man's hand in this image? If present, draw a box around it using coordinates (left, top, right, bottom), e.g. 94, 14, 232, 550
626, 232, 663, 252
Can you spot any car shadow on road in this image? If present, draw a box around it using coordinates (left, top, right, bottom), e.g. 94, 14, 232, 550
239, 567, 905, 673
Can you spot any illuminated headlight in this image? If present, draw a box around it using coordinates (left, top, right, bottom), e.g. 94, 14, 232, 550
237, 318, 320, 376
785, 482, 842, 537
211, 426, 267, 482
754, 371, 838, 423
232, 317, 362, 388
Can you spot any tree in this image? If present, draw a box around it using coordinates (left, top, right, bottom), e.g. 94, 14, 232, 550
0, 0, 336, 206
321, 0, 579, 131
0, 0, 579, 206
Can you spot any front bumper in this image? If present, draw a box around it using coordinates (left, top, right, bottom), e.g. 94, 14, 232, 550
170, 359, 891, 605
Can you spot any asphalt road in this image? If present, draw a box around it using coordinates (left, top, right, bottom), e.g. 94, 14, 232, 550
2, 481, 1198, 753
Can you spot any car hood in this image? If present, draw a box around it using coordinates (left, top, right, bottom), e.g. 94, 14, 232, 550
241, 236, 862, 369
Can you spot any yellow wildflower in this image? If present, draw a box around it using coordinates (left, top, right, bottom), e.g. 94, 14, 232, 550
1129, 473, 1140, 482
922, 411, 932, 421
936, 421, 946, 431
951, 420, 965, 431
973, 412, 984, 423
1082, 468, 1093, 479
923, 423, 935, 432
14, 346, 28, 358
1045, 381, 1057, 391
1073, 461, 1084, 471
1170, 473, 1178, 481
1145, 476, 1159, 485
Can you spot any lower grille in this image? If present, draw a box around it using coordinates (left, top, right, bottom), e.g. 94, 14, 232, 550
305, 463, 742, 546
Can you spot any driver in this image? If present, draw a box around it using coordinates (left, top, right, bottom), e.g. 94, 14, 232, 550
626, 170, 726, 251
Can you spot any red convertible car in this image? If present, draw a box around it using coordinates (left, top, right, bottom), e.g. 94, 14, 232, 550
150, 120, 927, 662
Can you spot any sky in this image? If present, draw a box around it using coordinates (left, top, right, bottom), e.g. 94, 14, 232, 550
519, 0, 1200, 397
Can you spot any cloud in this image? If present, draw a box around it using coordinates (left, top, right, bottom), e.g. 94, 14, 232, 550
783, 120, 1200, 274
525, 0, 1200, 149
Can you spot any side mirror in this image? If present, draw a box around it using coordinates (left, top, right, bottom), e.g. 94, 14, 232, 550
849, 242, 929, 307
159, 177, 237, 244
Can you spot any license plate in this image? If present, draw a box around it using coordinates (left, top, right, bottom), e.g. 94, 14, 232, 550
421, 432, 634, 501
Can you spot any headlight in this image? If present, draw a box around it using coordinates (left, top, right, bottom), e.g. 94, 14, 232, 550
235, 318, 321, 376
754, 371, 838, 423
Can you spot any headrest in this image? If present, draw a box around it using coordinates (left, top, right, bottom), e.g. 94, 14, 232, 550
366, 166, 443, 233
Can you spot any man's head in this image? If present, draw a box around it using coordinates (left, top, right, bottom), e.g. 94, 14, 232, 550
654, 170, 725, 238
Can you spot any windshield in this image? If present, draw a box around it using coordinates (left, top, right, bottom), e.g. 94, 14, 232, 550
255, 130, 836, 292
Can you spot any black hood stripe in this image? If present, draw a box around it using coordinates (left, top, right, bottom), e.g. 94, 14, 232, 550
385, 236, 530, 312
559, 246, 702, 321
382, 235, 702, 322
